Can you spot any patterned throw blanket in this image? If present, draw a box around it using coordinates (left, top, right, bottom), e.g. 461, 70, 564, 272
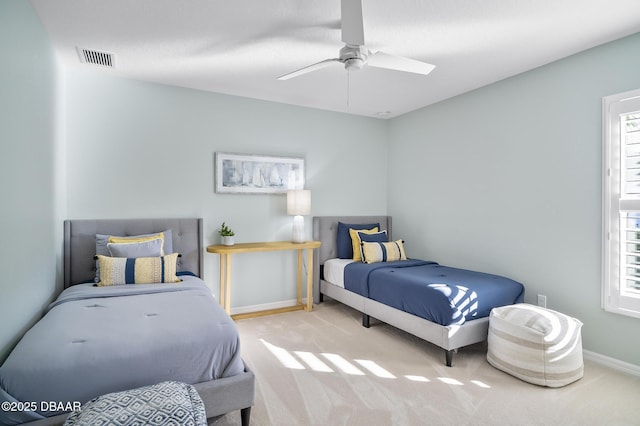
63, 381, 206, 426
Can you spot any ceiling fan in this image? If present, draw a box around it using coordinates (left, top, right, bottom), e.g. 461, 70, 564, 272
277, 0, 435, 81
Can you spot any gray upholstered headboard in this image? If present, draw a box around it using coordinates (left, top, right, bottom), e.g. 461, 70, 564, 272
312, 215, 392, 303
64, 218, 204, 287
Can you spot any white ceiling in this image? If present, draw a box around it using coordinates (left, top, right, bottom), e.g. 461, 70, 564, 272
29, 0, 640, 119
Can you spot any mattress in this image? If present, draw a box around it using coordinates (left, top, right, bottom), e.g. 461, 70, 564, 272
0, 275, 244, 425
343, 259, 524, 326
323, 258, 354, 288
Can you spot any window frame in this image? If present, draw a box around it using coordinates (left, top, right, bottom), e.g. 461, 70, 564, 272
602, 88, 640, 319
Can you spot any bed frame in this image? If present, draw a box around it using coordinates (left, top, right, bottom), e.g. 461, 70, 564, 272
23, 218, 255, 426
312, 216, 490, 367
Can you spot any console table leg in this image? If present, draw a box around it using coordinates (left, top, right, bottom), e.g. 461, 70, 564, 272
297, 249, 303, 305
219, 255, 226, 310
225, 254, 232, 314
306, 248, 314, 312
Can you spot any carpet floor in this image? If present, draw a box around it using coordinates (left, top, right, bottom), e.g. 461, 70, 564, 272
211, 299, 640, 426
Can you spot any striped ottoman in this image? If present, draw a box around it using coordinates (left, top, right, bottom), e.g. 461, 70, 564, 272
487, 303, 583, 388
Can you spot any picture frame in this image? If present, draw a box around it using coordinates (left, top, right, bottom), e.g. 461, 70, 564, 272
215, 152, 305, 194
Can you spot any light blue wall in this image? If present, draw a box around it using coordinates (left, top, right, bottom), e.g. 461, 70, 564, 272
2, 0, 638, 367
0, 0, 65, 361
64, 70, 388, 307
388, 33, 640, 365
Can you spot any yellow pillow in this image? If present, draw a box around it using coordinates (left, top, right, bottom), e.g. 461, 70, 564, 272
109, 232, 165, 255
361, 240, 407, 264
96, 253, 180, 286
349, 227, 379, 261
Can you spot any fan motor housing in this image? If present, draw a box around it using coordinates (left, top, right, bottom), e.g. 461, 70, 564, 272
344, 58, 365, 71
340, 44, 368, 70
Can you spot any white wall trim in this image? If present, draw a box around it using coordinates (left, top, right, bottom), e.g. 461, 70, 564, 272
583, 350, 640, 377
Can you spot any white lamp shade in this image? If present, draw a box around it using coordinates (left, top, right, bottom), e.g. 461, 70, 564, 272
287, 190, 311, 216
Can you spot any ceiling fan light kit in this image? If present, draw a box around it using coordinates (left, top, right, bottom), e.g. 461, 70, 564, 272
277, 0, 435, 81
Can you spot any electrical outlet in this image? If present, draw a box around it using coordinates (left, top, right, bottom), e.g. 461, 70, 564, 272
537, 294, 547, 308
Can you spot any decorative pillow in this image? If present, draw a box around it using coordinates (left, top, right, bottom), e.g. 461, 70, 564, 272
95, 230, 174, 283
357, 230, 388, 243
349, 228, 381, 261
108, 233, 167, 254
356, 230, 388, 261
107, 238, 164, 258
63, 381, 206, 426
96, 230, 174, 257
337, 222, 380, 259
361, 240, 407, 264
96, 253, 181, 286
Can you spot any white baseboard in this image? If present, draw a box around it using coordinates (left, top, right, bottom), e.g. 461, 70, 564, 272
230, 298, 308, 316
583, 350, 640, 377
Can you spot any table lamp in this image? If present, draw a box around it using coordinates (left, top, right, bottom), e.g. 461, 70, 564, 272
287, 189, 311, 243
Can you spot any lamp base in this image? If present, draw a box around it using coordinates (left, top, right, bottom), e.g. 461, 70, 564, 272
292, 215, 306, 243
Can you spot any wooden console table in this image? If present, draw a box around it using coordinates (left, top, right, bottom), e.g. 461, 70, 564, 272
206, 241, 321, 319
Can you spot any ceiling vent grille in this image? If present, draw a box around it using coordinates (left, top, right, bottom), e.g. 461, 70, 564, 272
76, 47, 115, 67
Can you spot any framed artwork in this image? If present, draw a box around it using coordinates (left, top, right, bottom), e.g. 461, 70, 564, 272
215, 152, 305, 194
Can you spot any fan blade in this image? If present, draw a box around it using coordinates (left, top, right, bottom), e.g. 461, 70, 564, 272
277, 58, 341, 80
367, 51, 435, 76
341, 0, 365, 46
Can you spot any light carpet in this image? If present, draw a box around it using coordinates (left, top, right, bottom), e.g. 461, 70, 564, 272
211, 300, 640, 426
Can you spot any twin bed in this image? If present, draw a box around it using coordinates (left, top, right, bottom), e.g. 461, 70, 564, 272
313, 216, 525, 367
0, 218, 254, 426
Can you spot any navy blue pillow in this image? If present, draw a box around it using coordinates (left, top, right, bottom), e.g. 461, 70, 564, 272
356, 230, 389, 261
358, 230, 388, 244
337, 222, 380, 259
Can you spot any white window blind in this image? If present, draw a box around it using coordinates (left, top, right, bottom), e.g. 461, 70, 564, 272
603, 89, 640, 318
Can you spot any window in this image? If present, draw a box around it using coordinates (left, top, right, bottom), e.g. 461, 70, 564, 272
603, 88, 640, 318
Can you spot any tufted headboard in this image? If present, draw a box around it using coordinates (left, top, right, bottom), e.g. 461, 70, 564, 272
312, 215, 392, 303
64, 218, 204, 287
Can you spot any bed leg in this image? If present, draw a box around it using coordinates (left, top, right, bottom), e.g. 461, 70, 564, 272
319, 292, 324, 303
362, 314, 370, 328
445, 349, 455, 367
241, 406, 252, 426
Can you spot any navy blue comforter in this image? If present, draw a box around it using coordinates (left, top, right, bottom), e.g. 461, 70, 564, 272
344, 260, 524, 326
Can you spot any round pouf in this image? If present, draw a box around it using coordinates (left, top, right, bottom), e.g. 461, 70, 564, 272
487, 303, 584, 388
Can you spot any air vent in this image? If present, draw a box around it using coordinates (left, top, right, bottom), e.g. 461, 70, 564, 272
76, 47, 115, 67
